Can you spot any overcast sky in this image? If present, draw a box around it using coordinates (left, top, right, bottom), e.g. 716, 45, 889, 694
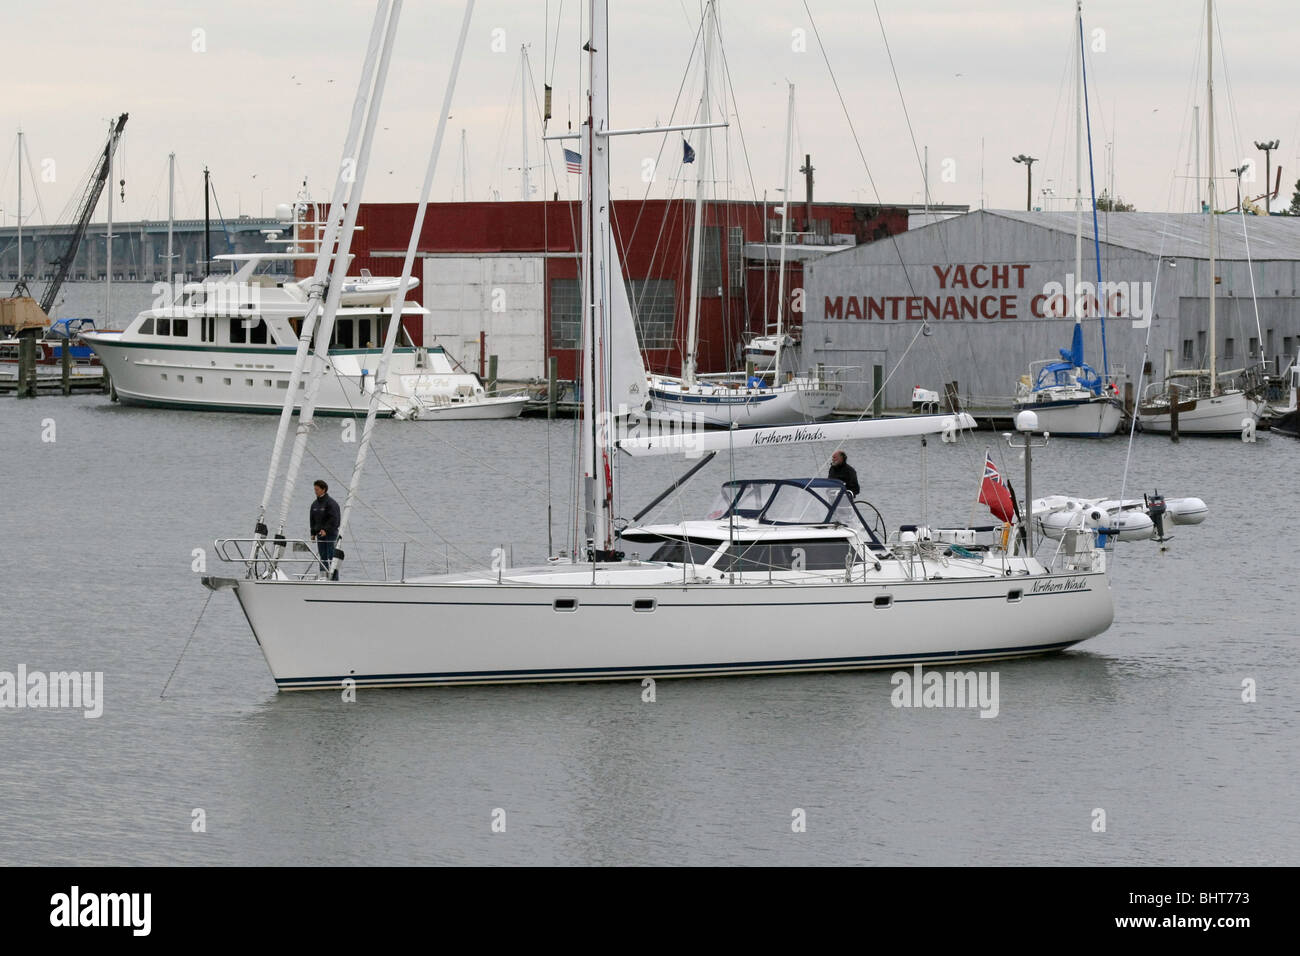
2, 0, 1295, 228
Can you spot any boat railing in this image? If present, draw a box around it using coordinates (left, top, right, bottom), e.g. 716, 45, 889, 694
1040, 528, 1106, 573
213, 536, 479, 582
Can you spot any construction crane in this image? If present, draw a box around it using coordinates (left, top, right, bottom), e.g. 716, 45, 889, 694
13, 113, 128, 316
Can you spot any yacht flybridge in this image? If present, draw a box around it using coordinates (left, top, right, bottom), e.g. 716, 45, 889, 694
203, 0, 1115, 692
81, 253, 527, 419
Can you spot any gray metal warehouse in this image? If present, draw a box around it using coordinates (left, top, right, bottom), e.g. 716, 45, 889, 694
803, 209, 1300, 412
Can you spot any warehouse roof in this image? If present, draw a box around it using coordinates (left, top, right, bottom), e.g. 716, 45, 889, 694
988, 209, 1300, 261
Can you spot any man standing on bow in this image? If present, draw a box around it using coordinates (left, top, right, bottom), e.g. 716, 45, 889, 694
310, 479, 341, 580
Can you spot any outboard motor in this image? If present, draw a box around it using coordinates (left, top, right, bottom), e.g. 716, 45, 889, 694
1145, 489, 1168, 541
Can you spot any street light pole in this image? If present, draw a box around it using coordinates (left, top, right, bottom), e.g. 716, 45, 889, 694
1231, 164, 1248, 211
1254, 139, 1279, 213
1013, 154, 1038, 211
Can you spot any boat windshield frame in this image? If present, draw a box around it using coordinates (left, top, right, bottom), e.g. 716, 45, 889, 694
705, 478, 883, 545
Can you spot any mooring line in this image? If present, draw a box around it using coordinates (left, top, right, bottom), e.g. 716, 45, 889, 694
161, 589, 213, 699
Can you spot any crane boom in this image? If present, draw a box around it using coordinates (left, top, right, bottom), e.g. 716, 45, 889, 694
37, 113, 128, 316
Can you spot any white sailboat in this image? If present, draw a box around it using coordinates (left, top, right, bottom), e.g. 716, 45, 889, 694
646, 16, 839, 428
204, 0, 1115, 691
1013, 1, 1122, 438
1138, 0, 1265, 436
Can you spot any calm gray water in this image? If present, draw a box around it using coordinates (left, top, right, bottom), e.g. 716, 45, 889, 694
1, 395, 1296, 865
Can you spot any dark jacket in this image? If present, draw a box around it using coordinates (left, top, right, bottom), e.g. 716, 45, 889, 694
828, 462, 860, 497
310, 493, 341, 540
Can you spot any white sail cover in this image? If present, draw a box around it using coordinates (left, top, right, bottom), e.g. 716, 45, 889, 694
616, 413, 975, 457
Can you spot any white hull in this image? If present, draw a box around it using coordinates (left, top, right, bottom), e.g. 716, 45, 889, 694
226, 565, 1113, 689
1013, 396, 1123, 437
650, 378, 840, 427
1138, 389, 1262, 435
404, 395, 528, 420
84, 334, 412, 415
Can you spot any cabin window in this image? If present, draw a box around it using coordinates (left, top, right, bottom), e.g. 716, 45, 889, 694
138, 317, 155, 335
1182, 339, 1194, 362
1224, 338, 1234, 360
248, 319, 268, 345
334, 319, 355, 349
1284, 337, 1293, 359
156, 318, 171, 336
195, 375, 203, 383
1266, 328, 1274, 358
277, 380, 289, 389
1251, 337, 1261, 360
200, 317, 216, 342
245, 378, 254, 386
177, 374, 184, 382
173, 318, 189, 338
717, 539, 854, 573
223, 377, 231, 385
230, 319, 247, 344
263, 379, 272, 387
357, 318, 373, 348
648, 539, 720, 566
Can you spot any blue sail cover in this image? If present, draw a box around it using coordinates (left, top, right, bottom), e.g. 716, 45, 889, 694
1034, 321, 1102, 393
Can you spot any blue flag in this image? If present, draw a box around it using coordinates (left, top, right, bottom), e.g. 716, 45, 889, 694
683, 139, 696, 164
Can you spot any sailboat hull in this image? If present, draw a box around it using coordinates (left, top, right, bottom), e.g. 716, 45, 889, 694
1013, 395, 1123, 437
1138, 389, 1262, 435
649, 380, 840, 428
229, 569, 1113, 690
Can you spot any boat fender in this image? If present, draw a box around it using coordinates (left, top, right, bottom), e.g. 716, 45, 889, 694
999, 522, 1012, 551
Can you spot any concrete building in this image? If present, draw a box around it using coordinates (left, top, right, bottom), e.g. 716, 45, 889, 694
804, 209, 1300, 411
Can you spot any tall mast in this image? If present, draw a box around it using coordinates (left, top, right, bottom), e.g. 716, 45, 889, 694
1207, 0, 1217, 391
774, 82, 795, 380
1073, 1, 1082, 327
166, 152, 175, 288
682, 1, 713, 386
203, 165, 211, 277
106, 121, 114, 323
520, 45, 531, 201
16, 129, 21, 286
581, 0, 615, 556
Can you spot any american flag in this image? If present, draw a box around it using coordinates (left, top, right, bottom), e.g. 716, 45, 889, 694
564, 148, 582, 175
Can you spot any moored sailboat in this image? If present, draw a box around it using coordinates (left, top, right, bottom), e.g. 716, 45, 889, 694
203, 0, 1115, 692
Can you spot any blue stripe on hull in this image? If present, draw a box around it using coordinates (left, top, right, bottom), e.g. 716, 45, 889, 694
651, 389, 780, 406
114, 393, 392, 417
273, 639, 1081, 690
